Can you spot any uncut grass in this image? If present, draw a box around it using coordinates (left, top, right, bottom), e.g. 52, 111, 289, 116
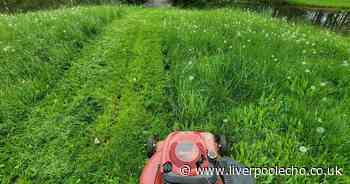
287, 0, 350, 9
0, 8, 173, 183
0, 6, 122, 142
1, 6, 350, 184
160, 8, 350, 183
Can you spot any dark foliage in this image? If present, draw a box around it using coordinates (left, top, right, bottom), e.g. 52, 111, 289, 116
0, 0, 146, 12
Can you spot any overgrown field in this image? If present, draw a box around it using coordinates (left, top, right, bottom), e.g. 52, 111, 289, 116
1, 5, 349, 184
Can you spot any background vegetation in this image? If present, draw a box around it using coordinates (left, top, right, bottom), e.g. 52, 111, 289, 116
2, 0, 350, 12
1, 5, 349, 183
0, 0, 146, 12
288, 0, 350, 9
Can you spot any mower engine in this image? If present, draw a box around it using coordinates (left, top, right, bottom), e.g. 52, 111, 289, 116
140, 131, 254, 184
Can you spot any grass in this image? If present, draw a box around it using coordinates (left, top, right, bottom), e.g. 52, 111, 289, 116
286, 0, 350, 9
1, 5, 350, 184
0, 6, 122, 145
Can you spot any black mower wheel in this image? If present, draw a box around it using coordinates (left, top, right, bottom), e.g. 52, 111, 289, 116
216, 134, 228, 155
146, 136, 157, 158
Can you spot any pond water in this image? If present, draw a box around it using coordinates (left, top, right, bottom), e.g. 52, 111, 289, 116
236, 2, 350, 34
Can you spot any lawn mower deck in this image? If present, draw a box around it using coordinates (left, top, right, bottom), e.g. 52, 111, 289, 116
140, 131, 255, 184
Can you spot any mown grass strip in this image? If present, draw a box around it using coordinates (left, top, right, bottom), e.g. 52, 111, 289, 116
0, 8, 172, 183
0, 6, 123, 140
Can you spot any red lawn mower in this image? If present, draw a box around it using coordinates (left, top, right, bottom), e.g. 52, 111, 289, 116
140, 131, 255, 184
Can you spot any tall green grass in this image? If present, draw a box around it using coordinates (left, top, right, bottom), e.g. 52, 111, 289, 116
287, 0, 350, 9
173, 0, 350, 9
0, 6, 122, 141
161, 8, 350, 183
1, 5, 349, 184
0, 7, 172, 183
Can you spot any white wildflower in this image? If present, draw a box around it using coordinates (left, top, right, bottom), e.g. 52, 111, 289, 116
310, 85, 316, 90
320, 82, 327, 87
3, 46, 11, 52
223, 119, 228, 123
316, 127, 325, 134
94, 137, 101, 145
299, 146, 308, 153
341, 61, 349, 67
305, 69, 311, 73
189, 75, 194, 81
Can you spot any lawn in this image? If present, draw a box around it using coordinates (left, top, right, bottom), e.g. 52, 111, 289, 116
0, 5, 349, 184
286, 0, 350, 9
